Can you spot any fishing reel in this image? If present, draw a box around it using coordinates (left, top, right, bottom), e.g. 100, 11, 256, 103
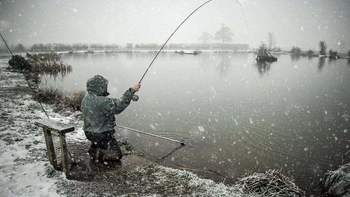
132, 94, 139, 102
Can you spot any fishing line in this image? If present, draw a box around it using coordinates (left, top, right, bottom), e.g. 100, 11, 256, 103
117, 125, 185, 145
158, 144, 185, 161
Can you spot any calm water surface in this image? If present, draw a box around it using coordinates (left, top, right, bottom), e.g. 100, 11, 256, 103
41, 53, 350, 193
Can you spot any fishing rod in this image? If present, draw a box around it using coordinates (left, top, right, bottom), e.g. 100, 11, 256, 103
136, 0, 248, 86
116, 125, 185, 145
137, 0, 214, 85
0, 32, 50, 119
126, 0, 216, 139
0, 32, 14, 56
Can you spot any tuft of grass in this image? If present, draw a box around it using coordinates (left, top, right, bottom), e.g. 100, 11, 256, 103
33, 88, 62, 105
33, 88, 85, 111
62, 91, 85, 111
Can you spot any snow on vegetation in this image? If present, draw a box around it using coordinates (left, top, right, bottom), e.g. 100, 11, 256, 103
236, 170, 304, 197
156, 166, 247, 196
321, 162, 350, 196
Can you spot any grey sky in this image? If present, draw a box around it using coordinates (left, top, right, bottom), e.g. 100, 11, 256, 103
0, 0, 349, 50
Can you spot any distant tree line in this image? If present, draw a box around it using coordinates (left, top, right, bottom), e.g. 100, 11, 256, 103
123, 43, 248, 50
0, 40, 250, 53
0, 43, 121, 53
0, 24, 239, 53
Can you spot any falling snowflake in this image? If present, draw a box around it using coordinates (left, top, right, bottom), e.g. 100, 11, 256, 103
198, 126, 205, 132
149, 124, 156, 130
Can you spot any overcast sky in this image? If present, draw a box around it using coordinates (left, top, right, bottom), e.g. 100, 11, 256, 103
0, 0, 349, 50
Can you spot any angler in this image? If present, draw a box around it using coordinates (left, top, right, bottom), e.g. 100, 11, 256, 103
81, 75, 140, 166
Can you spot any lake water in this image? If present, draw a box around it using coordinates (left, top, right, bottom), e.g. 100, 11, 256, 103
41, 52, 350, 194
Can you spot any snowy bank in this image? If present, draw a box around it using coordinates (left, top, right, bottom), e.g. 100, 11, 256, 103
0, 68, 60, 196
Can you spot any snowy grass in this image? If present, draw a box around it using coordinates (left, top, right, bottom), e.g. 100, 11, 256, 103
32, 88, 85, 111
155, 166, 247, 196
0, 93, 61, 196
0, 63, 80, 196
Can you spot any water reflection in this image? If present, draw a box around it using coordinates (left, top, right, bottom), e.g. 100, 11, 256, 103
216, 54, 233, 76
290, 54, 301, 62
318, 57, 326, 71
255, 61, 271, 75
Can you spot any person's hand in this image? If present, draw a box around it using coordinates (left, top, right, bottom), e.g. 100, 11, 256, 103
131, 83, 141, 92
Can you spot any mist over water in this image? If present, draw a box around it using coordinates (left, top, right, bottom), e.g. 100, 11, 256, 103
41, 53, 350, 193
1, 0, 350, 49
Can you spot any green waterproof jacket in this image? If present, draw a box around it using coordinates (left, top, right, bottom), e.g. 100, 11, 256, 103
81, 75, 135, 133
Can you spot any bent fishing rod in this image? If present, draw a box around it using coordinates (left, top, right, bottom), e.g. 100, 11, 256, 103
137, 0, 214, 85
125, 0, 216, 142
130, 0, 215, 102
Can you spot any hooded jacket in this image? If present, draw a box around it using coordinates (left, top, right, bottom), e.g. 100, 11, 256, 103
81, 75, 135, 133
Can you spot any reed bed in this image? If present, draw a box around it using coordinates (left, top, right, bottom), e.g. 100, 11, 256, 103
26, 52, 72, 75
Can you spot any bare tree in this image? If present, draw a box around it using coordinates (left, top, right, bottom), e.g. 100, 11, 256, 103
215, 24, 234, 43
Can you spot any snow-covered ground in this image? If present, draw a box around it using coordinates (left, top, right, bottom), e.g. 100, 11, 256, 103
0, 67, 61, 196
